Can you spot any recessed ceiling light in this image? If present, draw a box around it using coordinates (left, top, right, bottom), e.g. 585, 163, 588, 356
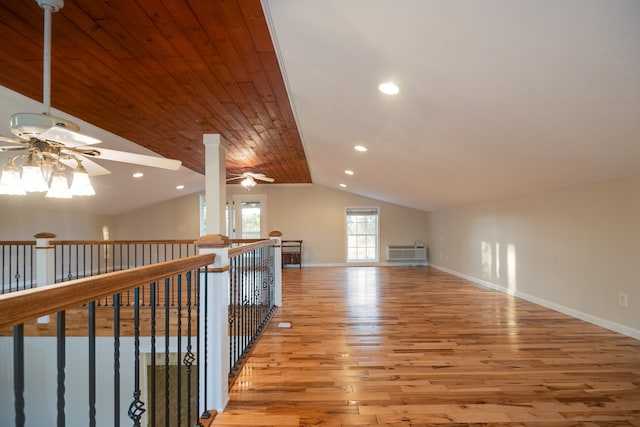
176, 185, 185, 190
354, 145, 368, 152
132, 172, 144, 178
378, 81, 399, 95
345, 170, 354, 175
339, 184, 347, 188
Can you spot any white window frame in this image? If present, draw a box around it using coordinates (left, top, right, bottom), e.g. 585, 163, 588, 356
345, 207, 379, 263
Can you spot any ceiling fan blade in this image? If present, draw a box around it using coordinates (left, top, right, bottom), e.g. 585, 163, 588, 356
59, 152, 112, 176
0, 145, 28, 152
226, 176, 244, 181
38, 127, 101, 147
253, 175, 275, 182
248, 173, 275, 182
0, 136, 27, 145
76, 147, 182, 170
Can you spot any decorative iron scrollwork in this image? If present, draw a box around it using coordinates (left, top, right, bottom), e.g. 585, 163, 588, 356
128, 391, 146, 425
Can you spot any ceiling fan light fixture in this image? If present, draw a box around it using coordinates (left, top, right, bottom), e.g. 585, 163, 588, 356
46, 170, 71, 199
21, 155, 49, 192
0, 161, 26, 195
241, 176, 256, 189
70, 168, 95, 196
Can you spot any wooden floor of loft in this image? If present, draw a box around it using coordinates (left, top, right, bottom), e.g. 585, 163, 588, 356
213, 266, 640, 427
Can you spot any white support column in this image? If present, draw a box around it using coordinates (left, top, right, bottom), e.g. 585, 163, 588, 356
203, 134, 227, 234
34, 232, 56, 323
269, 230, 283, 307
197, 234, 230, 414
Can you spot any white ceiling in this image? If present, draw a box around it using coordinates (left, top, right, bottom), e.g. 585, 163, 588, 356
263, 0, 640, 211
2, 0, 639, 216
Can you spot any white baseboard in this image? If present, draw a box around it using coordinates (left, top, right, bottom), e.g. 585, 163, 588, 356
430, 264, 640, 340
298, 262, 429, 268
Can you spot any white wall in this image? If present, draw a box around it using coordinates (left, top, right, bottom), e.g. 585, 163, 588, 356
427, 176, 640, 338
0, 197, 112, 240
112, 193, 201, 240
227, 184, 429, 266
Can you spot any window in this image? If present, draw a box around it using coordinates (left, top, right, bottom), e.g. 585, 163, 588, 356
346, 207, 379, 262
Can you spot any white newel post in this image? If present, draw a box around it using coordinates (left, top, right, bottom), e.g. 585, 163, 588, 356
197, 234, 230, 415
34, 232, 56, 287
269, 231, 283, 307
34, 232, 56, 324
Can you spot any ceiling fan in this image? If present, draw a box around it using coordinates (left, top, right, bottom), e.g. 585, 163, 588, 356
226, 172, 275, 189
0, 0, 181, 198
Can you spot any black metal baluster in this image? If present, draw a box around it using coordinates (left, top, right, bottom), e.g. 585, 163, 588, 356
88, 301, 96, 427
150, 282, 157, 427
126, 245, 132, 306
200, 267, 211, 420
113, 293, 121, 427
165, 277, 171, 425
9, 245, 15, 292
57, 311, 66, 427
66, 244, 71, 281
90, 244, 94, 280
183, 271, 196, 426
177, 274, 182, 426
243, 253, 249, 358
229, 257, 236, 375
141, 245, 146, 306
128, 287, 146, 426
232, 256, 238, 372
2, 245, 6, 294
14, 324, 25, 427
21, 244, 26, 291
31, 245, 35, 290
74, 244, 78, 281
54, 244, 58, 283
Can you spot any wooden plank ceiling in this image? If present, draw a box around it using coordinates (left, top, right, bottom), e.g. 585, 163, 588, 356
0, 0, 311, 183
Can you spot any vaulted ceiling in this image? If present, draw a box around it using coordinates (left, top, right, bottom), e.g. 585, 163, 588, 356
1, 0, 640, 215
0, 0, 310, 182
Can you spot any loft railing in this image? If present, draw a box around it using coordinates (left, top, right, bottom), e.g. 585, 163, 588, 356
0, 232, 284, 425
1, 234, 197, 294
228, 239, 277, 380
0, 254, 214, 427
53, 239, 198, 282
1, 241, 35, 294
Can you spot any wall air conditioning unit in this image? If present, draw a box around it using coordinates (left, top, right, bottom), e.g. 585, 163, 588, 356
386, 241, 427, 261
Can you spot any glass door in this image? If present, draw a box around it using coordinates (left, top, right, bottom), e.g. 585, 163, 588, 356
232, 194, 267, 239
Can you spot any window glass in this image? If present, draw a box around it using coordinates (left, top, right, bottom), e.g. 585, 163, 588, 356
346, 207, 379, 262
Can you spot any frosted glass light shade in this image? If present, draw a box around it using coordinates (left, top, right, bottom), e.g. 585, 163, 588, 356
241, 176, 256, 188
0, 166, 26, 195
46, 172, 72, 199
21, 165, 49, 192
70, 170, 95, 196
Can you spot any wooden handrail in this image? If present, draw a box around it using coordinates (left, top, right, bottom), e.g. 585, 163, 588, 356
0, 239, 197, 245
228, 239, 274, 258
0, 253, 215, 330
0, 241, 36, 246
51, 239, 197, 245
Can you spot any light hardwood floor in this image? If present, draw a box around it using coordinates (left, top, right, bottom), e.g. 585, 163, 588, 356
213, 266, 640, 426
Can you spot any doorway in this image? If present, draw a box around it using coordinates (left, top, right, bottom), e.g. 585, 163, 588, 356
231, 194, 268, 239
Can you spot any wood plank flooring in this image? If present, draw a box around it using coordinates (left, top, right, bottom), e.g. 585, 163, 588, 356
213, 266, 640, 426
